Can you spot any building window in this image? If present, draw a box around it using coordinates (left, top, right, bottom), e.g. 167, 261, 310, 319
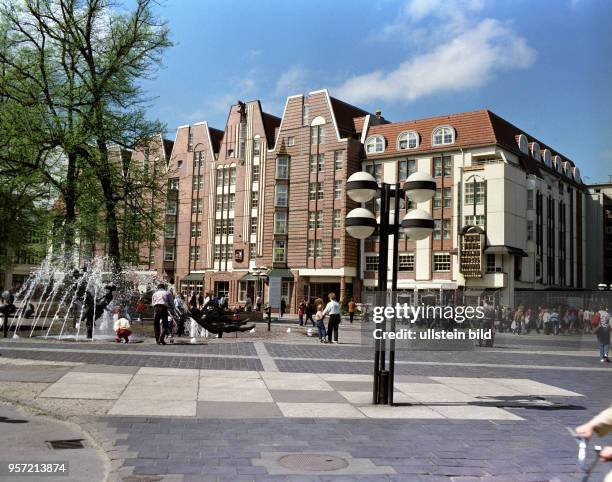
315, 239, 323, 257
251, 216, 257, 233
333, 209, 341, 228
307, 240, 314, 258
308, 211, 316, 229
433, 187, 451, 208
334, 180, 342, 199
432, 126, 455, 146
399, 253, 415, 271
433, 219, 450, 240
433, 156, 452, 177
334, 151, 343, 170
527, 189, 534, 210
190, 246, 200, 261
275, 184, 288, 207
191, 199, 202, 214
195, 151, 204, 168
276, 156, 289, 179
486, 254, 497, 273
252, 164, 260, 183
287, 136, 295, 146
166, 200, 177, 215
168, 178, 179, 191
365, 135, 385, 154
398, 159, 416, 181
365, 163, 383, 182
164, 245, 175, 262
310, 125, 325, 145
191, 223, 201, 238
309, 154, 324, 173
398, 131, 419, 150
433, 252, 451, 271
251, 191, 259, 209
273, 240, 287, 262
229, 167, 237, 186
228, 193, 236, 210
465, 182, 485, 204
302, 104, 309, 126
465, 215, 485, 226
332, 239, 340, 257
215, 220, 222, 236
192, 175, 203, 191
165, 224, 176, 239
253, 137, 261, 156
527, 220, 534, 241
316, 210, 323, 228
250, 243, 256, 258
216, 169, 224, 186
365, 255, 379, 271
309, 182, 324, 201
274, 211, 288, 234
216, 194, 223, 211
187, 131, 193, 151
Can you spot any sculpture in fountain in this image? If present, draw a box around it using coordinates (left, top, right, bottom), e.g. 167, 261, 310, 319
0, 290, 16, 338
186, 302, 256, 338
80, 284, 116, 338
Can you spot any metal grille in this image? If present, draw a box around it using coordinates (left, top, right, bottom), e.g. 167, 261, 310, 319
46, 439, 84, 450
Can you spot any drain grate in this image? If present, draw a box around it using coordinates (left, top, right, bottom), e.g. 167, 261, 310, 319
122, 477, 163, 482
279, 454, 349, 471
46, 439, 85, 450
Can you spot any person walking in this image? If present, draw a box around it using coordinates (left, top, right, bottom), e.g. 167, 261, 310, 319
174, 293, 187, 337
280, 298, 286, 319
549, 308, 560, 336
152, 283, 172, 345
255, 295, 262, 312
305, 298, 315, 327
595, 307, 610, 363
348, 297, 356, 324
189, 291, 197, 311
197, 291, 204, 310
322, 292, 341, 344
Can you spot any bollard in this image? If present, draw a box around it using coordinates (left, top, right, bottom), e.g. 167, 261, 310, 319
266, 307, 272, 331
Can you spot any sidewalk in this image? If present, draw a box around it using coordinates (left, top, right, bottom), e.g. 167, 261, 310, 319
0, 403, 107, 482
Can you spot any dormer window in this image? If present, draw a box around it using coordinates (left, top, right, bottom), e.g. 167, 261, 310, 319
365, 135, 385, 154
432, 126, 455, 146
517, 134, 529, 154
530, 142, 540, 161
398, 130, 419, 150
542, 149, 551, 167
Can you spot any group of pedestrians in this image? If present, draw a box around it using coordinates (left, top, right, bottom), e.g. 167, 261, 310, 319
297, 293, 349, 344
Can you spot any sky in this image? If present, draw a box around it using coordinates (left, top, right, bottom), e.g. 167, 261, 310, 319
140, 0, 612, 183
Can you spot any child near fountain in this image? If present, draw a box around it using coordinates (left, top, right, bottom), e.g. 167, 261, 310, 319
113, 310, 132, 343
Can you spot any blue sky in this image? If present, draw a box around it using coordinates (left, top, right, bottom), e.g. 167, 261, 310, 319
142, 0, 612, 183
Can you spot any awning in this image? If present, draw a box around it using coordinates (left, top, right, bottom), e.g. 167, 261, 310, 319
485, 245, 528, 257
267, 268, 294, 280
240, 273, 258, 281
181, 272, 204, 282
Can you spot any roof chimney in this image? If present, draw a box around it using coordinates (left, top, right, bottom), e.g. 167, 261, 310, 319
375, 109, 382, 118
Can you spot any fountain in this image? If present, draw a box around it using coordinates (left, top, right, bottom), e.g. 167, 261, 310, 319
2, 254, 256, 342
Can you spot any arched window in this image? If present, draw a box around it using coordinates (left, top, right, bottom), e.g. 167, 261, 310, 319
530, 142, 540, 161
573, 167, 581, 183
542, 149, 551, 167
397, 130, 419, 150
432, 126, 455, 146
517, 134, 529, 154
365, 135, 385, 154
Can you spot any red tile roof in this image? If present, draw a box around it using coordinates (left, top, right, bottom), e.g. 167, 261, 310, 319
364, 109, 581, 184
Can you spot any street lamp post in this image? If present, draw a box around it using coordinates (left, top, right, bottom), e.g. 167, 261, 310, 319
346, 171, 436, 405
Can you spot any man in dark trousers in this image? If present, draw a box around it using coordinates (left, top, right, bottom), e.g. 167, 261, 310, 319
152, 283, 173, 345
322, 292, 341, 344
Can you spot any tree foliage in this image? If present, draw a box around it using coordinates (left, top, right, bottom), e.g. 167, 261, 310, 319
0, 0, 172, 268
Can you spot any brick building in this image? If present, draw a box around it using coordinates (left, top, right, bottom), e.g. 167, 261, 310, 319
141, 90, 594, 311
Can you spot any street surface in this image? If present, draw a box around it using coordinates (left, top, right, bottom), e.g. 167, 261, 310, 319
0, 320, 610, 481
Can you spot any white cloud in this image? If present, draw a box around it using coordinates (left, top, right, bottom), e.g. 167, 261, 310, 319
337, 1, 536, 104
274, 65, 309, 97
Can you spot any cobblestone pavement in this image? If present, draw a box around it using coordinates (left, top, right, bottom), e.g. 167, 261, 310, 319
0, 333, 610, 481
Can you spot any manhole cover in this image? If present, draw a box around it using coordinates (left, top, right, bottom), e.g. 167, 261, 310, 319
279, 454, 349, 471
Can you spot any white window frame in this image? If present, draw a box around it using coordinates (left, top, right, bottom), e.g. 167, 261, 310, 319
398, 253, 415, 271
365, 135, 385, 154
332, 239, 340, 258
274, 211, 288, 234
273, 240, 287, 263
397, 130, 419, 150
432, 126, 455, 146
365, 255, 379, 271
275, 184, 288, 207
276, 156, 289, 179
433, 252, 451, 272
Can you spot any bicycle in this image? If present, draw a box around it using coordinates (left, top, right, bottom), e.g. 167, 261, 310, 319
568, 428, 603, 482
